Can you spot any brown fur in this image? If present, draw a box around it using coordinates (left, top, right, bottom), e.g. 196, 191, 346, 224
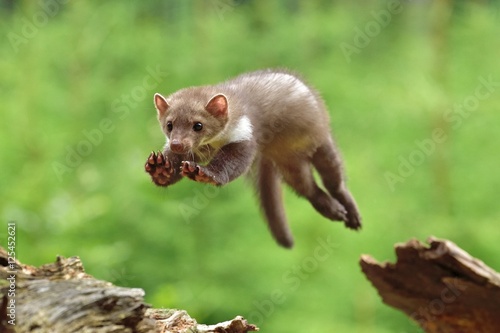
145, 69, 361, 248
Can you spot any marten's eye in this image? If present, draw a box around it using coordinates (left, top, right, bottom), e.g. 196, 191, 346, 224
166, 121, 173, 132
193, 122, 203, 131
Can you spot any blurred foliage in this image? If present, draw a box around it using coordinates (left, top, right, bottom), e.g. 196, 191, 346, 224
1, 1, 500, 332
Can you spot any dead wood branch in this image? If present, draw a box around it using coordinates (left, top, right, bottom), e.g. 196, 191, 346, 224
360, 237, 500, 333
0, 247, 258, 333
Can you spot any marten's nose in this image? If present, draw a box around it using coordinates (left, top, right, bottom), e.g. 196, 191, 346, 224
170, 140, 184, 154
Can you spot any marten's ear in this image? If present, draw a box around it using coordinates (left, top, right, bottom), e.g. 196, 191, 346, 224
154, 93, 169, 118
205, 94, 228, 118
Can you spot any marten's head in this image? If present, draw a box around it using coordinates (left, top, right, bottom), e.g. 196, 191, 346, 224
154, 92, 229, 155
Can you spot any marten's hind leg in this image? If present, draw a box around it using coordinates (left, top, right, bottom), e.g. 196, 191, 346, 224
277, 158, 347, 223
312, 141, 362, 230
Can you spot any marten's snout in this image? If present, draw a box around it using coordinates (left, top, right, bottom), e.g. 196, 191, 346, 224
170, 139, 186, 154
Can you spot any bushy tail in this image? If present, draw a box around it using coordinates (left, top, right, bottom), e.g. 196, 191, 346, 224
257, 157, 294, 248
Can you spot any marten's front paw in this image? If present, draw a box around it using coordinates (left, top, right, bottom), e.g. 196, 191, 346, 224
145, 151, 174, 186
180, 161, 219, 185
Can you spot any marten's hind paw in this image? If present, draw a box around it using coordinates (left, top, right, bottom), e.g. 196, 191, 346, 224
344, 212, 362, 231
145, 151, 174, 186
181, 161, 219, 185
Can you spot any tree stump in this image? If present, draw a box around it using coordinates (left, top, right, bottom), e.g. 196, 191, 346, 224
360, 237, 500, 332
0, 247, 258, 333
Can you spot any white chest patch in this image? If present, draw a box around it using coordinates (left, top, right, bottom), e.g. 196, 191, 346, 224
201, 115, 253, 148
227, 115, 253, 143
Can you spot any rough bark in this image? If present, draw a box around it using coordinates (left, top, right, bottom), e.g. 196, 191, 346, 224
360, 237, 500, 333
0, 247, 258, 333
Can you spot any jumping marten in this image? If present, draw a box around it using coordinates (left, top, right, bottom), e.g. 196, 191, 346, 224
145, 69, 361, 248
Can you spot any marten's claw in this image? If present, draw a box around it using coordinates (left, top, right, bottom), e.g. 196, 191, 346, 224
180, 161, 219, 185
145, 151, 173, 186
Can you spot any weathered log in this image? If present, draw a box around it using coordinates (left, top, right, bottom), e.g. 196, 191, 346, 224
0, 247, 258, 333
360, 237, 500, 333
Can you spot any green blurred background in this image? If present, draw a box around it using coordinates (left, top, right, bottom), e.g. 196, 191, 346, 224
1, 1, 500, 332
